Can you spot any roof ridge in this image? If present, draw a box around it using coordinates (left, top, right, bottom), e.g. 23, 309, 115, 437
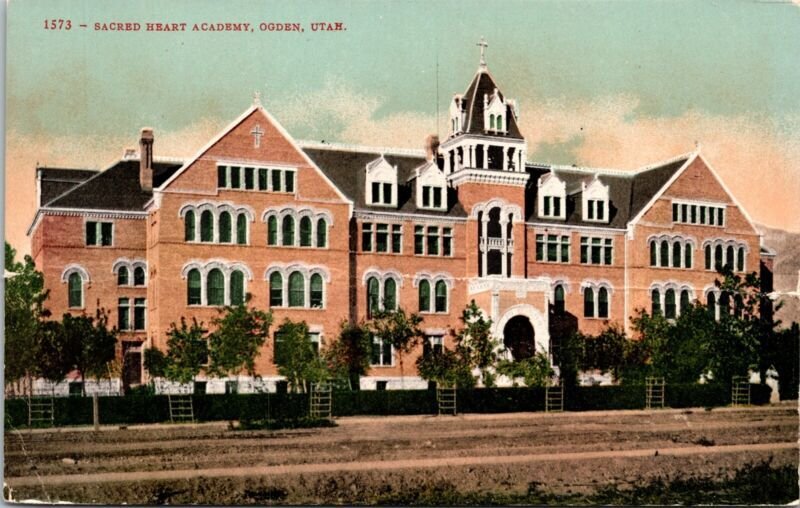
43, 158, 125, 207
545, 151, 695, 178
298, 140, 425, 157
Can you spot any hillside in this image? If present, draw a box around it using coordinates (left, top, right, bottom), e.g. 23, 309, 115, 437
758, 224, 800, 328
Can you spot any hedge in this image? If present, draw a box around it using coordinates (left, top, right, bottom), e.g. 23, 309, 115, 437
3, 383, 772, 428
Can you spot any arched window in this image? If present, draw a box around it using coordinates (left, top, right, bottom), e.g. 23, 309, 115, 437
219, 211, 232, 243
200, 210, 214, 242
299, 216, 312, 247
672, 242, 681, 268
435, 281, 447, 313
282, 216, 295, 246
207, 269, 224, 306
706, 292, 716, 315
230, 270, 245, 306
726, 246, 735, 269
583, 288, 595, 318
554, 285, 565, 315
269, 272, 283, 307
719, 291, 731, 316
184, 210, 195, 241
187, 269, 201, 305
310, 273, 323, 308
684, 245, 692, 269
705, 245, 712, 270
418, 279, 430, 312
598, 287, 609, 318
734, 294, 744, 318
288, 271, 304, 307
659, 240, 669, 267
68, 272, 83, 308
117, 266, 129, 286
649, 241, 657, 266
267, 216, 278, 246
496, 115, 503, 131
236, 214, 247, 245
651, 289, 661, 315
665, 289, 676, 319
316, 218, 327, 247
715, 245, 723, 269
737, 247, 745, 272
384, 278, 397, 311
133, 266, 145, 286
489, 114, 495, 130
367, 277, 380, 318
680, 290, 691, 314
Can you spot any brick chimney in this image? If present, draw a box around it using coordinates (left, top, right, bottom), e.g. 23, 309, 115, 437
139, 128, 154, 191
424, 134, 440, 162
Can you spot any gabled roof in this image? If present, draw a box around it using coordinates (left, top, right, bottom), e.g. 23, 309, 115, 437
526, 156, 689, 228
302, 146, 466, 217
37, 168, 99, 206
461, 70, 523, 139
45, 160, 181, 211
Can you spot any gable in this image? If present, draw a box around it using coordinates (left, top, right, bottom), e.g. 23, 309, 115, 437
161, 107, 348, 204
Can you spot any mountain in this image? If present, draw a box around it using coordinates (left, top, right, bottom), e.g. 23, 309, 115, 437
758, 224, 800, 328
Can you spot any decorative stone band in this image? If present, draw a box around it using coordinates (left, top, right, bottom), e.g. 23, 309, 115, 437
468, 276, 551, 296
447, 168, 530, 188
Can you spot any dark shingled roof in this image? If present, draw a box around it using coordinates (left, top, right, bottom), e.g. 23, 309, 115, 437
461, 70, 523, 139
525, 158, 687, 228
45, 161, 182, 211
302, 147, 467, 217
38, 168, 99, 206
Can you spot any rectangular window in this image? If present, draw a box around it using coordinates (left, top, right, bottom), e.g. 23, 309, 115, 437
581, 236, 613, 265
707, 207, 714, 225
244, 167, 254, 189
553, 197, 561, 217
371, 336, 393, 366
414, 226, 424, 255
371, 182, 381, 204
672, 203, 679, 221
426, 226, 439, 256
672, 201, 726, 227
382, 183, 392, 204
101, 223, 112, 245
547, 234, 558, 262
225, 380, 238, 394
271, 170, 281, 192
442, 228, 452, 256
391, 224, 402, 253
536, 234, 544, 261
561, 235, 570, 262
230, 166, 241, 189
284, 171, 295, 193
717, 207, 724, 226
362, 222, 373, 252
580, 237, 588, 264
597, 201, 605, 221
422, 186, 431, 207
310, 333, 321, 356
591, 237, 602, 264
133, 298, 146, 331
258, 168, 268, 190
700, 206, 706, 224
433, 187, 442, 208
376, 224, 389, 253
543, 196, 551, 216
118, 298, 130, 331
690, 205, 697, 224
86, 221, 97, 245
604, 238, 613, 265
274, 333, 287, 364
86, 221, 112, 246
424, 335, 444, 356
217, 166, 227, 188
587, 200, 595, 220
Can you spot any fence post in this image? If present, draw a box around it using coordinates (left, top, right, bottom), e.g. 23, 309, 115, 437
93, 394, 100, 430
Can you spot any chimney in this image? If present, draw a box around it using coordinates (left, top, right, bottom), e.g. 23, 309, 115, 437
424, 134, 440, 163
139, 128, 154, 191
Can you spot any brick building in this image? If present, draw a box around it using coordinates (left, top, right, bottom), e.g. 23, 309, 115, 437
28, 51, 773, 393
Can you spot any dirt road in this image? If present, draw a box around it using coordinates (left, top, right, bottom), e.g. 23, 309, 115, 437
4, 405, 798, 504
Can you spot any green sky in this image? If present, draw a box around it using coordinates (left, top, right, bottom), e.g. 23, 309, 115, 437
7, 0, 800, 139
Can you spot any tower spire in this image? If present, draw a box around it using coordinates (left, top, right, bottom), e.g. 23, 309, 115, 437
477, 36, 488, 71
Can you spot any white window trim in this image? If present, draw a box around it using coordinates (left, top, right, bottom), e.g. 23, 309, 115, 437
363, 269, 403, 311
216, 163, 297, 193
651, 282, 696, 319
62, 264, 90, 309
648, 235, 697, 269
371, 336, 395, 367
412, 272, 454, 314
112, 258, 148, 286
83, 218, 115, 247
181, 260, 253, 307
263, 263, 330, 309
672, 199, 727, 227
180, 202, 255, 245
580, 280, 614, 319
261, 206, 333, 249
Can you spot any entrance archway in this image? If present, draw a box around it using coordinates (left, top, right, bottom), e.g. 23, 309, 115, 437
503, 315, 535, 361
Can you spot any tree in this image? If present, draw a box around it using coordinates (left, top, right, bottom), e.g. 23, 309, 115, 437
324, 321, 372, 390
274, 319, 328, 393
207, 301, 272, 385
496, 350, 555, 388
415, 345, 475, 389
368, 307, 424, 387
768, 323, 799, 400
451, 301, 500, 387
157, 318, 209, 385
59, 310, 118, 395
4, 242, 50, 394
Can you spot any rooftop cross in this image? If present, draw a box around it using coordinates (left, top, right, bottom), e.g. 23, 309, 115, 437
253, 90, 262, 107
477, 36, 488, 69
251, 124, 264, 148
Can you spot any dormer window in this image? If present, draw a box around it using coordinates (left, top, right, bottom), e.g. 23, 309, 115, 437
449, 95, 465, 136
365, 156, 398, 208
415, 161, 447, 211
582, 176, 610, 223
537, 174, 566, 220
484, 88, 507, 134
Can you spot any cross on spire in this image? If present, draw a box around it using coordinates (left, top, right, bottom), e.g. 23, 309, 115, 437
253, 90, 262, 107
477, 36, 488, 69
251, 124, 264, 148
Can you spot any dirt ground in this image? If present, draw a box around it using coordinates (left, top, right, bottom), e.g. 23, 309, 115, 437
4, 405, 798, 504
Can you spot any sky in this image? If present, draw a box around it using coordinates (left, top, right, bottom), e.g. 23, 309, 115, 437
5, 0, 800, 255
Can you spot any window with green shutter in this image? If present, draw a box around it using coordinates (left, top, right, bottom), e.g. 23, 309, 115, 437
258, 168, 268, 190
118, 298, 130, 330
267, 216, 278, 245
269, 272, 283, 306
598, 288, 609, 318
289, 271, 304, 307
184, 210, 195, 241
217, 166, 227, 188
133, 267, 145, 286
101, 223, 113, 246
317, 218, 327, 247
117, 267, 129, 286
300, 217, 312, 246
230, 166, 241, 188
310, 273, 323, 308
207, 269, 224, 306
367, 277, 379, 318
230, 270, 244, 306
134, 298, 146, 330
418, 280, 430, 312
282, 216, 295, 246
434, 281, 447, 313
384, 278, 397, 311
68, 273, 82, 308
285, 171, 295, 193
584, 288, 595, 318
236, 214, 247, 245
200, 211, 214, 242
219, 211, 232, 243
244, 167, 254, 189
187, 269, 201, 305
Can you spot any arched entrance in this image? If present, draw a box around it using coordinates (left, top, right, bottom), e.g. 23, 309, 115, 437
503, 316, 535, 361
